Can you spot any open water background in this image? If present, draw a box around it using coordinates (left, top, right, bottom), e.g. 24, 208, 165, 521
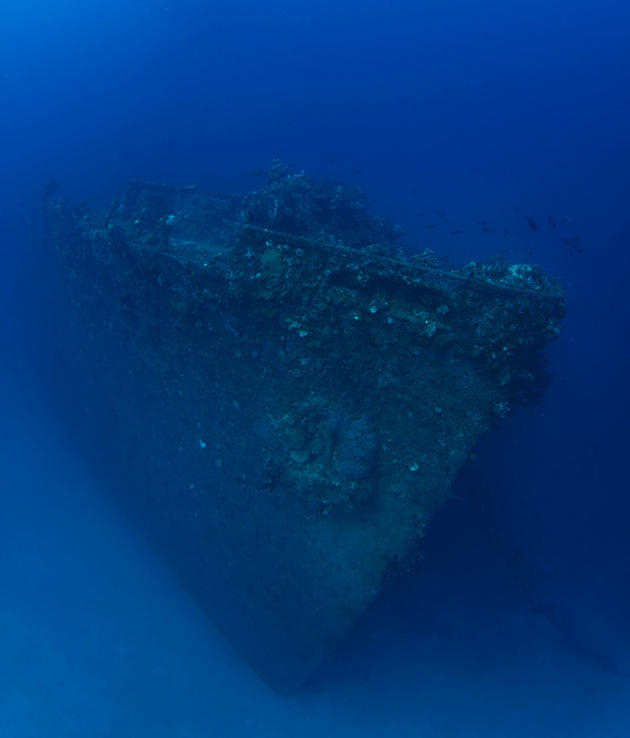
1, 1, 629, 735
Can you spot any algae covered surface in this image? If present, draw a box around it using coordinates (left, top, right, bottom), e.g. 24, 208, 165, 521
46, 163, 565, 690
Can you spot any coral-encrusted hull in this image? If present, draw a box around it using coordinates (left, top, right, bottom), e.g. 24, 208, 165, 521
46, 171, 564, 689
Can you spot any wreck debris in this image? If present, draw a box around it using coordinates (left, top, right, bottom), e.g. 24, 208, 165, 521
45, 164, 565, 690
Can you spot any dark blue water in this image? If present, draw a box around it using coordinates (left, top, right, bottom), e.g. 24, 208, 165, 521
2, 1, 629, 735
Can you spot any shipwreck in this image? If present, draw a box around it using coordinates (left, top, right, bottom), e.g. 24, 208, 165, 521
45, 162, 565, 690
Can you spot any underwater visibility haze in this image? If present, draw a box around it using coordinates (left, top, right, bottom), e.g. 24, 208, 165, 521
1, 0, 630, 736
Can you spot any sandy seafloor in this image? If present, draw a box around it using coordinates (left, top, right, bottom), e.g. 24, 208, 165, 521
2, 367, 628, 738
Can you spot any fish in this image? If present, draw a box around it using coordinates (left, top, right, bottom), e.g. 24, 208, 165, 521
435, 208, 447, 217
245, 168, 268, 177
425, 223, 437, 229
547, 215, 558, 228
562, 236, 584, 253
524, 216, 539, 231
476, 220, 490, 225
481, 226, 493, 233
450, 230, 463, 236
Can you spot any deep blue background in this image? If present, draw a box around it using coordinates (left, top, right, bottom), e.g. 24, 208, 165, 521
1, 1, 629, 735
